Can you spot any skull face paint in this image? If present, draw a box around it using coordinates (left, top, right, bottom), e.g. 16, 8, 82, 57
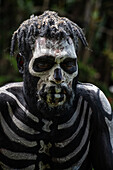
29, 37, 78, 108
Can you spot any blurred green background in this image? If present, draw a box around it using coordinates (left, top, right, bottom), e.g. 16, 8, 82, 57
0, 0, 113, 107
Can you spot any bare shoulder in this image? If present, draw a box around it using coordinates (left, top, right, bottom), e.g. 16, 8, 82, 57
76, 82, 112, 118
0, 82, 23, 110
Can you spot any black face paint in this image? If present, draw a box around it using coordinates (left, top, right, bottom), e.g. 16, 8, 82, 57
60, 58, 77, 74
1, 11, 111, 170
16, 53, 24, 74
54, 68, 62, 82
27, 37, 78, 116
33, 56, 55, 72
36, 84, 75, 119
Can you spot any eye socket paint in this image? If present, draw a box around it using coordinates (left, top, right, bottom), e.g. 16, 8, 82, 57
28, 37, 78, 107
29, 37, 77, 74
33, 56, 55, 72
60, 58, 77, 74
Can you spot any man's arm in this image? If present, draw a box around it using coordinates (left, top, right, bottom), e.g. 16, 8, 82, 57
76, 83, 113, 170
90, 89, 113, 170
90, 118, 113, 170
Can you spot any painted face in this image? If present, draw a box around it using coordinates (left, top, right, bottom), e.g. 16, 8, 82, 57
28, 37, 78, 108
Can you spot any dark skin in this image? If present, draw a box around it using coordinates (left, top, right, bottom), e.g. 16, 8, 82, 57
0, 37, 113, 170
17, 39, 113, 169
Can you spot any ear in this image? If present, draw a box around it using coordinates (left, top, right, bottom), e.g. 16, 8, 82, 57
16, 53, 24, 74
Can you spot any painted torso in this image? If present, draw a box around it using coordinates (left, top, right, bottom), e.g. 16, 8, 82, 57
0, 82, 112, 170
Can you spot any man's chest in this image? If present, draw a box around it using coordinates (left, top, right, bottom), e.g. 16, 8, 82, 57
0, 96, 92, 169
0, 125, 91, 170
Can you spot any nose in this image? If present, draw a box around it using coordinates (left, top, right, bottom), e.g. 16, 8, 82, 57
53, 68, 63, 83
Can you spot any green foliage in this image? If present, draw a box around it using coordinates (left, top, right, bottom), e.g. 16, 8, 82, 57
17, 0, 35, 14
78, 61, 98, 83
5, 54, 18, 71
103, 49, 113, 67
0, 53, 22, 86
78, 60, 113, 108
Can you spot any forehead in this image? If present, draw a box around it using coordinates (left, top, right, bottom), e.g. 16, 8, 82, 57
33, 37, 77, 59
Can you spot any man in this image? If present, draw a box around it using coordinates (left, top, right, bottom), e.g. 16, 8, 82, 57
0, 10, 113, 170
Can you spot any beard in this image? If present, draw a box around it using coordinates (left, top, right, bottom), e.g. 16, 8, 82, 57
36, 84, 75, 120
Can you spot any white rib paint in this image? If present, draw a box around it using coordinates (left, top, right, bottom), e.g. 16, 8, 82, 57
53, 142, 90, 166
55, 102, 91, 148
0, 112, 37, 147
0, 162, 35, 170
1, 90, 39, 123
64, 142, 90, 170
1, 148, 37, 160
58, 96, 83, 130
7, 102, 40, 135
53, 107, 92, 163
21, 165, 36, 170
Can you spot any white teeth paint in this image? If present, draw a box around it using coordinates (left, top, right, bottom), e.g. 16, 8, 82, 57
54, 94, 61, 98
46, 93, 66, 107
55, 87, 61, 93
28, 37, 78, 107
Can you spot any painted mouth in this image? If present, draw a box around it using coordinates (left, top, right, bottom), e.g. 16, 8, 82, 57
38, 86, 67, 107
46, 93, 66, 107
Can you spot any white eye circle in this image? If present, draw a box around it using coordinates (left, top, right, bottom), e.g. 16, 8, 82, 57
29, 56, 55, 76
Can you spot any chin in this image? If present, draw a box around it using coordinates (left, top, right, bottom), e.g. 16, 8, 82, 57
36, 89, 75, 120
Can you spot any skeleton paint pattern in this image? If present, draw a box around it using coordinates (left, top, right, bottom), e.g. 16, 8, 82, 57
0, 82, 92, 169
82, 83, 113, 148
0, 10, 112, 170
0, 82, 112, 169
